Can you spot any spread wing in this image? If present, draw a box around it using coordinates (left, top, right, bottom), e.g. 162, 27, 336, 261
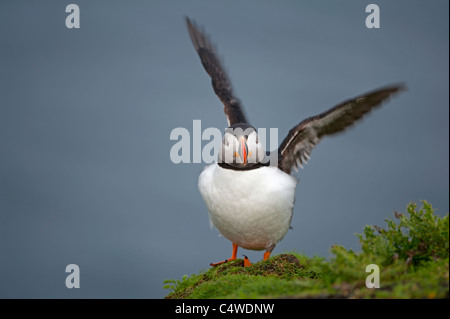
278, 84, 406, 174
186, 17, 248, 126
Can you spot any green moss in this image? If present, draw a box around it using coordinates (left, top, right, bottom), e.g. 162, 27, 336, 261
164, 254, 321, 299
164, 201, 449, 299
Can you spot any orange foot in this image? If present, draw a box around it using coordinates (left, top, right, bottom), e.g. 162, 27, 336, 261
210, 244, 271, 267
242, 250, 271, 266
243, 255, 252, 267
210, 243, 238, 266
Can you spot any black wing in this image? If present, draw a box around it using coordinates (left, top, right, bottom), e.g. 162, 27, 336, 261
186, 17, 248, 126
278, 84, 406, 174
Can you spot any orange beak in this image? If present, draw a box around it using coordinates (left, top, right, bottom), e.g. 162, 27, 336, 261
240, 137, 248, 164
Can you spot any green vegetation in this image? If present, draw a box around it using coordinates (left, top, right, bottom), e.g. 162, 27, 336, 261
164, 201, 449, 298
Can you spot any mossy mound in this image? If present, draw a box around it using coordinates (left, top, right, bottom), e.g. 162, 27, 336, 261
164, 253, 321, 299
164, 201, 449, 299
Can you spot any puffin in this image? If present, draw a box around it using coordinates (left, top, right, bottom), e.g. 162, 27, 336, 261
186, 17, 405, 267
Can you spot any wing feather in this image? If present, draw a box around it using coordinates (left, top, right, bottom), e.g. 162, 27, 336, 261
278, 84, 406, 174
186, 17, 248, 126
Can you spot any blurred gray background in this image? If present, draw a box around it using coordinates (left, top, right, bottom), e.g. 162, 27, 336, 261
0, 0, 448, 298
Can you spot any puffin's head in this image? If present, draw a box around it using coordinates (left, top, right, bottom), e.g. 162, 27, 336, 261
218, 123, 266, 169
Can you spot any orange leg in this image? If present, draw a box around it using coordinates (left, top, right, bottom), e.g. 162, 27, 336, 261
210, 243, 238, 266
231, 243, 238, 260
263, 251, 271, 261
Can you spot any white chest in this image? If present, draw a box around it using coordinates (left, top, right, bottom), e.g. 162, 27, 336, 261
198, 164, 298, 250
